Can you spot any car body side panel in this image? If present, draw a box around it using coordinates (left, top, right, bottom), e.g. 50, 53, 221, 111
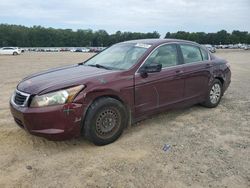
182, 61, 213, 100
134, 67, 185, 118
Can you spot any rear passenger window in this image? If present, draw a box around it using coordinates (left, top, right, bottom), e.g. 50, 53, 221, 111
180, 44, 203, 64
200, 48, 209, 60
144, 44, 178, 68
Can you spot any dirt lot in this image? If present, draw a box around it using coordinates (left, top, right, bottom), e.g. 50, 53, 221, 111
0, 50, 249, 188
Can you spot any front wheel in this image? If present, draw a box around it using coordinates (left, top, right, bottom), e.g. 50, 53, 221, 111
13, 52, 18, 55
83, 97, 128, 146
202, 79, 223, 108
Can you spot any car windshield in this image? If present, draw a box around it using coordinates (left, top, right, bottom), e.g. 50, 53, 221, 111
85, 43, 150, 70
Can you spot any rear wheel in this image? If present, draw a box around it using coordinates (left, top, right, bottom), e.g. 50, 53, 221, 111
13, 52, 18, 55
202, 79, 222, 108
83, 97, 128, 146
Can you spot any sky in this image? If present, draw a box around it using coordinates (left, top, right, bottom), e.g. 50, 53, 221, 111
0, 0, 249, 37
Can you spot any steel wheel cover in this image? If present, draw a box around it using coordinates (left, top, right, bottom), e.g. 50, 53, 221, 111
95, 107, 121, 139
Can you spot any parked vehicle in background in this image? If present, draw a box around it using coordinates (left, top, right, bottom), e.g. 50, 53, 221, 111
60, 48, 71, 52
49, 48, 60, 52
243, 45, 250, 50
89, 47, 106, 53
10, 39, 231, 145
71, 48, 90, 52
0, 47, 21, 55
82, 48, 90, 52
222, 45, 229, 49
204, 44, 216, 53
75, 48, 83, 52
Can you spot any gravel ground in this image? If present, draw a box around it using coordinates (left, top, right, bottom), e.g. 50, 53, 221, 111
0, 50, 249, 188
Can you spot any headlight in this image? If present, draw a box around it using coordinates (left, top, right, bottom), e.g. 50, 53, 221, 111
30, 85, 85, 107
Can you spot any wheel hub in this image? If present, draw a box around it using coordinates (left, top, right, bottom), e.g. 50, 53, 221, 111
210, 83, 221, 104
96, 108, 121, 138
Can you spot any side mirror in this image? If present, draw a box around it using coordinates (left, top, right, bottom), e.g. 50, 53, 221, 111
145, 63, 162, 73
140, 63, 162, 78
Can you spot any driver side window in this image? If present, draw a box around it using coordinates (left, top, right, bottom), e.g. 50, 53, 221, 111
144, 44, 178, 68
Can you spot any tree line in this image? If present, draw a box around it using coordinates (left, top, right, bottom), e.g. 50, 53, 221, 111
0, 24, 160, 47
165, 30, 250, 45
0, 24, 249, 47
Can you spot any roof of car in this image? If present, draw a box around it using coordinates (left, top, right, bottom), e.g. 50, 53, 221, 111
122, 38, 198, 46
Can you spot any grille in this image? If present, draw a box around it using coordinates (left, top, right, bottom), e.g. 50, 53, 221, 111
14, 91, 28, 106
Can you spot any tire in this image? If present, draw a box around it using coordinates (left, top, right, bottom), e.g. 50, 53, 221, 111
202, 79, 223, 108
13, 52, 18, 55
83, 97, 128, 146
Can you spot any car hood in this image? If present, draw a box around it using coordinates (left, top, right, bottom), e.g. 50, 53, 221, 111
17, 64, 115, 95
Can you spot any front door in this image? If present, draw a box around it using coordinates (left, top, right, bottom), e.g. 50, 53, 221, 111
134, 44, 185, 117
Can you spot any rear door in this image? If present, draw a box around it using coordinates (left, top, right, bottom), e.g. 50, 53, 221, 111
178, 43, 212, 100
134, 44, 185, 116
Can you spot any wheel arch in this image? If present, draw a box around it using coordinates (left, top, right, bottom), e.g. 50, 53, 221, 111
215, 76, 224, 85
80, 93, 132, 134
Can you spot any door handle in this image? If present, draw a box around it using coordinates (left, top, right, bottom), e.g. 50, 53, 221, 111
206, 63, 212, 68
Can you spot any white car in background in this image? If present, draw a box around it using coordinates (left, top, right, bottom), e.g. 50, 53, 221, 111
0, 47, 21, 55
243, 45, 250, 50
204, 44, 216, 53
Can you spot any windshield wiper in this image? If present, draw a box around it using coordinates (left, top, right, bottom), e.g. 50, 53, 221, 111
87, 64, 113, 70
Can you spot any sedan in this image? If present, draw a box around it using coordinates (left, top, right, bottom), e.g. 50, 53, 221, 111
10, 39, 231, 145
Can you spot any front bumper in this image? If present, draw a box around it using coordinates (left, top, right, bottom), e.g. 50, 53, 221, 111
10, 102, 84, 140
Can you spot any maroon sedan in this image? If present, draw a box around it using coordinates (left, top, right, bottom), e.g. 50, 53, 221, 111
10, 39, 231, 145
